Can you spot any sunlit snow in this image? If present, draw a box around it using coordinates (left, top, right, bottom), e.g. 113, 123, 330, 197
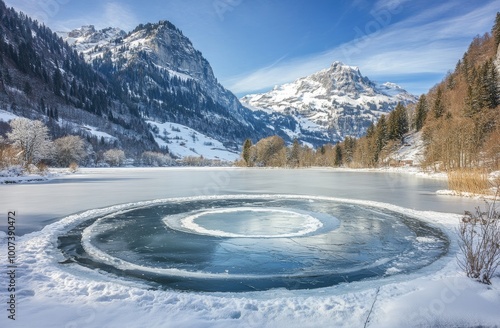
147, 121, 240, 161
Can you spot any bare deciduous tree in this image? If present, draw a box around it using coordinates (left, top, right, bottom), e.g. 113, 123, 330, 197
103, 149, 125, 167
54, 135, 87, 167
0, 136, 22, 169
457, 198, 500, 285
141, 151, 173, 166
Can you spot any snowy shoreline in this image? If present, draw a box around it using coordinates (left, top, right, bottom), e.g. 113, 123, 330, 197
1, 164, 448, 185
1, 192, 499, 327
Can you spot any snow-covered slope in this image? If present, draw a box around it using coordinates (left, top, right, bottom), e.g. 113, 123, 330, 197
0, 109, 19, 122
147, 121, 239, 161
390, 131, 425, 165
241, 62, 417, 141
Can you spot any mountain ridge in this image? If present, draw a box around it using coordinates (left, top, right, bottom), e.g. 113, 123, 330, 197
241, 61, 417, 141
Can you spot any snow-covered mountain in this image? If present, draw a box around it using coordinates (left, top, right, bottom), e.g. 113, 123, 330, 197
59, 22, 272, 152
2, 0, 418, 162
0, 1, 159, 156
57, 25, 126, 55
241, 62, 417, 141
60, 22, 222, 100
60, 21, 382, 150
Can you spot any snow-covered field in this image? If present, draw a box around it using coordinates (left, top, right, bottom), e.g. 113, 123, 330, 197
0, 168, 499, 327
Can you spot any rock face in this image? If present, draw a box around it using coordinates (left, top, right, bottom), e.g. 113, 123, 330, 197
241, 62, 417, 141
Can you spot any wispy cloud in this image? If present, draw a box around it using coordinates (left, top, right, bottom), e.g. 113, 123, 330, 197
102, 2, 139, 31
4, 0, 62, 24
224, 0, 497, 95
56, 2, 140, 32
371, 0, 412, 13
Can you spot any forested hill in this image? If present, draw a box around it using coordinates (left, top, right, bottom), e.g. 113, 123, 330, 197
319, 13, 500, 170
0, 0, 157, 156
419, 18, 500, 171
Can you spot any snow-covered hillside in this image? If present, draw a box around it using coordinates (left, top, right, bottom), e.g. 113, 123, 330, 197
0, 109, 19, 122
391, 131, 426, 165
147, 121, 239, 161
241, 62, 417, 141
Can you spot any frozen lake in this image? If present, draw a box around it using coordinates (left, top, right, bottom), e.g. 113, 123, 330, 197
58, 195, 448, 292
2, 168, 498, 327
0, 167, 479, 235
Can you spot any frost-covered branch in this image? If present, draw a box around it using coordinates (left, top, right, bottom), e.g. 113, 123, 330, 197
6, 118, 53, 166
457, 197, 500, 285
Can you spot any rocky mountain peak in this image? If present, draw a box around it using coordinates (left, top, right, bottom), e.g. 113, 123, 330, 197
241, 61, 417, 141
309, 61, 376, 97
58, 20, 272, 146
66, 25, 96, 38
59, 25, 126, 56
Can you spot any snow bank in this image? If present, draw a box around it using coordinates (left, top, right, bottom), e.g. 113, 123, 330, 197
1, 195, 498, 327
0, 166, 52, 184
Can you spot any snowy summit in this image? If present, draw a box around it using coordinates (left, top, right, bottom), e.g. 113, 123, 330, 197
241, 61, 417, 141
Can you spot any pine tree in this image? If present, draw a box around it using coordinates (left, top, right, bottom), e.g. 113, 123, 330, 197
387, 103, 408, 141
342, 136, 356, 164
289, 139, 301, 167
242, 138, 252, 166
53, 68, 63, 97
39, 97, 46, 113
464, 85, 476, 117
319, 145, 326, 155
415, 94, 428, 131
397, 103, 409, 140
23, 81, 32, 95
334, 144, 342, 166
365, 122, 375, 139
3, 68, 12, 85
432, 87, 445, 119
485, 60, 499, 108
374, 115, 388, 163
493, 12, 500, 48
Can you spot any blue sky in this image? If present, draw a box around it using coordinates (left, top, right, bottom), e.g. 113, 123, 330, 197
5, 0, 499, 96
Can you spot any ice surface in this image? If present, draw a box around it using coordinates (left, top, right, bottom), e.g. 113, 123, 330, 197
64, 195, 445, 292
0, 168, 498, 327
176, 207, 325, 238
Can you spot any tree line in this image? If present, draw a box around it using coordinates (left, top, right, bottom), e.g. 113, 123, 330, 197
238, 102, 410, 168
0, 117, 171, 172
